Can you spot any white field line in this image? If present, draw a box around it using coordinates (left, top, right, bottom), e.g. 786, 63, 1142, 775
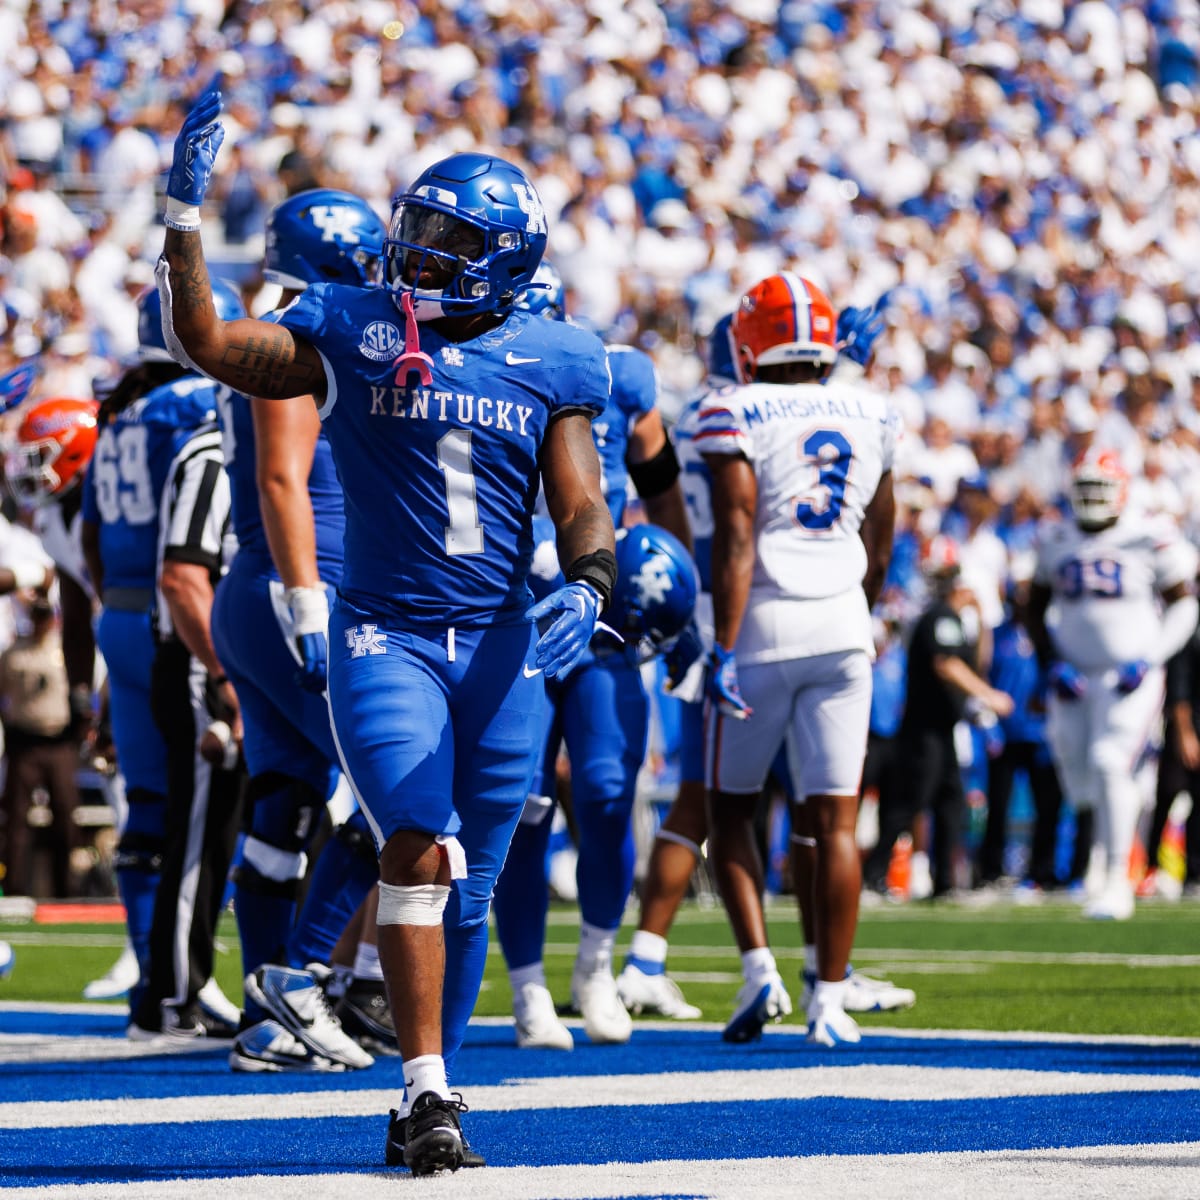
535, 940, 1200, 967
4, 1144, 1200, 1200
4, 1063, 1199, 1130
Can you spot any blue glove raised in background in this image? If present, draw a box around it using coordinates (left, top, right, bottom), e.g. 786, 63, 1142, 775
166, 77, 225, 217
706, 643, 752, 719
1047, 660, 1087, 701
663, 618, 704, 691
835, 293, 889, 367
1115, 659, 1150, 694
527, 582, 602, 679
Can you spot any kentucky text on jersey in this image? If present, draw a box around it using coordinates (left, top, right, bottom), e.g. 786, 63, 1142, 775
367, 386, 535, 436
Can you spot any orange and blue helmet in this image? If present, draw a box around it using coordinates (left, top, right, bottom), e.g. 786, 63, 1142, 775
731, 272, 837, 381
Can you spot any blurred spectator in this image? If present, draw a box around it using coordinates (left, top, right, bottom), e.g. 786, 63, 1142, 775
0, 592, 82, 899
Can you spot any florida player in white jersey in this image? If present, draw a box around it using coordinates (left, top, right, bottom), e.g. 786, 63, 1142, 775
1029, 450, 1197, 920
700, 272, 898, 1046
156, 82, 614, 1176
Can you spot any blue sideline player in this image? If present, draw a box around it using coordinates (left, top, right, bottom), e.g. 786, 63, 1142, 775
154, 81, 615, 1175
210, 189, 388, 1073
81, 279, 246, 1037
490, 262, 696, 1049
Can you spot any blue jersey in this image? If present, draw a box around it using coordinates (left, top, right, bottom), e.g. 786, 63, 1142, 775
82, 375, 222, 592
218, 387, 345, 584
279, 288, 609, 626
596, 344, 656, 526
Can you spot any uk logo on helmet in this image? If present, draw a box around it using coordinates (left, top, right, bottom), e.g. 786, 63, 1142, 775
631, 553, 677, 607
310, 205, 364, 244
512, 183, 547, 234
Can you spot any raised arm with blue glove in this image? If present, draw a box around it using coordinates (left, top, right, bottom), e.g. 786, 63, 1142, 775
835, 293, 889, 368
164, 77, 226, 231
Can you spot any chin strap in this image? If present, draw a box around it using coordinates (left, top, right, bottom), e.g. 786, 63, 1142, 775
393, 290, 434, 386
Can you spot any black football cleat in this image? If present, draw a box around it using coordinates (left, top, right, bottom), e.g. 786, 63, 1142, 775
386, 1098, 485, 1171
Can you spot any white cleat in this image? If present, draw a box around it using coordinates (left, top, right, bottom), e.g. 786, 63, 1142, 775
1084, 882, 1135, 921
245, 964, 374, 1069
616, 963, 702, 1019
513, 982, 574, 1050
722, 974, 792, 1043
0, 940, 13, 980
807, 1004, 862, 1047
571, 964, 633, 1044
197, 976, 242, 1027
802, 967, 916, 1013
82, 942, 139, 1000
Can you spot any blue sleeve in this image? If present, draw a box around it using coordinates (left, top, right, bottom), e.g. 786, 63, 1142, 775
276, 283, 335, 346
548, 326, 610, 420
607, 346, 657, 423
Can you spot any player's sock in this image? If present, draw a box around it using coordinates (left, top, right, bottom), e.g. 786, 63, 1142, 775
804, 944, 819, 975
402, 1053, 449, 1104
625, 930, 668, 976
234, 877, 295, 979
577, 920, 618, 975
508, 960, 548, 991
812, 977, 847, 1014
352, 940, 384, 981
741, 946, 778, 986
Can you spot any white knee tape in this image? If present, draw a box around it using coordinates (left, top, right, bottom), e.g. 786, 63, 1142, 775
377, 881, 450, 926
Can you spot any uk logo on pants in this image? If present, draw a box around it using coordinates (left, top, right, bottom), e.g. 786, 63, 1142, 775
345, 624, 387, 657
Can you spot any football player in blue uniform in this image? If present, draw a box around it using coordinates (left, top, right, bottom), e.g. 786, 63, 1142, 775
490, 262, 697, 1048
155, 81, 615, 1176
81, 278, 246, 1037
210, 189, 387, 1073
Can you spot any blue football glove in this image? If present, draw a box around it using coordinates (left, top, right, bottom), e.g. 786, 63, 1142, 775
1116, 659, 1150, 694
835, 294, 889, 367
526, 582, 602, 679
1047, 660, 1087, 701
286, 586, 329, 694
166, 77, 225, 214
663, 618, 704, 691
706, 644, 752, 719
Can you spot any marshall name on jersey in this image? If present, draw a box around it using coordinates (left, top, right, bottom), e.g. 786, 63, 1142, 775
1034, 511, 1197, 672
279, 288, 609, 627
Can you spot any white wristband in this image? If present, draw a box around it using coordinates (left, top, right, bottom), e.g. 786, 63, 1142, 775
286, 585, 329, 636
164, 197, 202, 231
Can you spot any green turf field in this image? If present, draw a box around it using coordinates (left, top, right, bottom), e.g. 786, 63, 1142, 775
5, 894, 1199, 1039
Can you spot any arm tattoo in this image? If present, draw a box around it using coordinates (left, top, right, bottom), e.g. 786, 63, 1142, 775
163, 229, 322, 400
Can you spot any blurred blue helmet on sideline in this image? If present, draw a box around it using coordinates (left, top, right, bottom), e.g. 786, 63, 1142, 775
610, 524, 699, 655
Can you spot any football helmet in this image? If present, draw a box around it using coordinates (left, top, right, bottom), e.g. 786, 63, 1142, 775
137, 277, 246, 362
514, 260, 565, 320
1069, 450, 1128, 530
609, 524, 699, 657
5, 396, 99, 508
385, 152, 548, 320
731, 272, 837, 381
264, 189, 387, 289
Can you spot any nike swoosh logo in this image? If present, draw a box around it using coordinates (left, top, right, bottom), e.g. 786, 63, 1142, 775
523, 664, 542, 678
506, 352, 541, 365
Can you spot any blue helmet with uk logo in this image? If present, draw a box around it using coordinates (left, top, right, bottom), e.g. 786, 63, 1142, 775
264, 188, 387, 289
384, 152, 548, 319
610, 524, 699, 656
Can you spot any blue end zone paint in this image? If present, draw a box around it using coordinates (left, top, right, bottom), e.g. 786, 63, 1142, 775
4, 1093, 1200, 1187
3, 1019, 1199, 1104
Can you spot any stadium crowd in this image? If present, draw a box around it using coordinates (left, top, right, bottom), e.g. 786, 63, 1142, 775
0, 0, 1197, 1038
